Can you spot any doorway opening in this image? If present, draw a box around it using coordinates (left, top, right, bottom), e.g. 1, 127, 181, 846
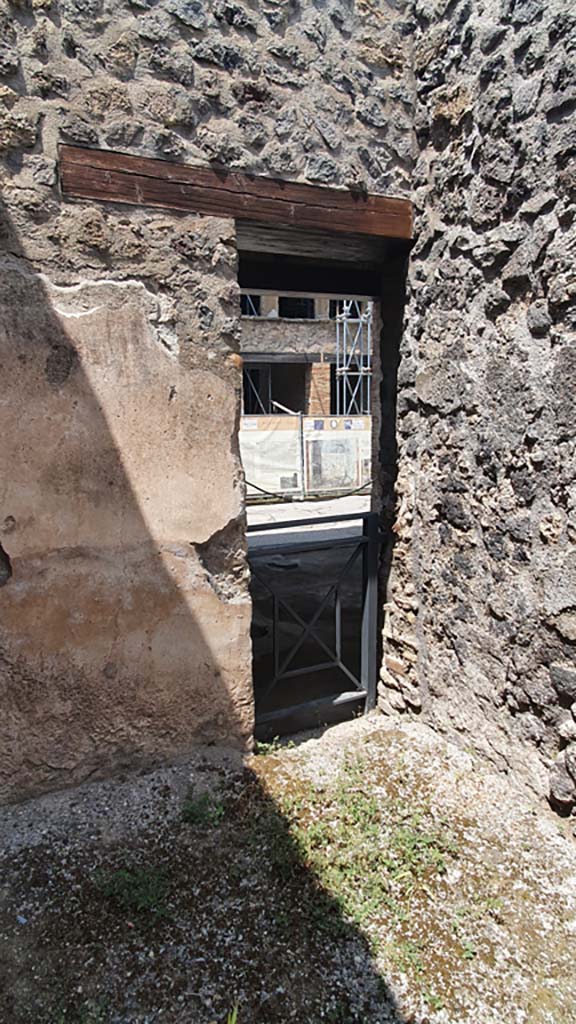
243, 362, 308, 416
236, 221, 408, 737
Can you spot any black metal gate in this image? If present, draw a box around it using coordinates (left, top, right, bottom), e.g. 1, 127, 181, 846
247, 512, 379, 739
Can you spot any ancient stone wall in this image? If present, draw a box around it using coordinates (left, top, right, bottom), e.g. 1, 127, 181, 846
240, 316, 336, 356
6, 0, 573, 813
0, 0, 414, 192
0, 0, 413, 800
380, 0, 576, 810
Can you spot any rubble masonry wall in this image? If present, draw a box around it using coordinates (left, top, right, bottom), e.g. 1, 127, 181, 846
380, 0, 576, 810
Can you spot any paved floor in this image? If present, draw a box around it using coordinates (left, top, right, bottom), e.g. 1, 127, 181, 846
247, 493, 371, 548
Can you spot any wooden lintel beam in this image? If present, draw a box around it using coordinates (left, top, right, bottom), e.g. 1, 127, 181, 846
59, 145, 413, 240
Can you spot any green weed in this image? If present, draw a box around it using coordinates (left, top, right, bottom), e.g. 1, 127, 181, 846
391, 939, 425, 976
425, 989, 445, 1012
461, 939, 477, 961
95, 864, 170, 916
255, 806, 302, 879
182, 790, 225, 827
254, 737, 295, 755
261, 753, 459, 1000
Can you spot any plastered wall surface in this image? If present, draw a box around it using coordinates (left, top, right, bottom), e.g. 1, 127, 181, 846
0, 0, 413, 800
379, 0, 576, 810
0, 209, 255, 800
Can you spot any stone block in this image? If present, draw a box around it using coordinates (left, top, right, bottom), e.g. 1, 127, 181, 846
0, 45, 20, 77
305, 155, 339, 184
0, 109, 39, 152
550, 664, 576, 703
167, 0, 207, 29
106, 32, 140, 80
213, 2, 256, 32
558, 718, 576, 743
566, 745, 576, 783
60, 112, 99, 145
526, 300, 551, 336
550, 755, 576, 808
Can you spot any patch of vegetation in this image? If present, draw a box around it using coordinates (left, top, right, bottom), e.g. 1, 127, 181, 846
94, 864, 170, 916
282, 755, 457, 932
182, 789, 225, 827
461, 939, 477, 961
424, 989, 445, 1013
254, 737, 295, 756
390, 938, 425, 977
252, 753, 459, 1002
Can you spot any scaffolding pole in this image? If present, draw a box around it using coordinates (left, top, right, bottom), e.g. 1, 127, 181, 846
335, 300, 373, 416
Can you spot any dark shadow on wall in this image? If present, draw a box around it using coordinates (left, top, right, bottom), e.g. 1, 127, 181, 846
0, 201, 411, 1023
0, 196, 252, 800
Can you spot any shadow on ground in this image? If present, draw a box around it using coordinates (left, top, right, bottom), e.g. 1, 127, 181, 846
0, 749, 413, 1024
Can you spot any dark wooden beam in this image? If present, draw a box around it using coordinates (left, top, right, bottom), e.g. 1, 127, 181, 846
242, 353, 326, 364
59, 146, 413, 240
236, 220, 391, 261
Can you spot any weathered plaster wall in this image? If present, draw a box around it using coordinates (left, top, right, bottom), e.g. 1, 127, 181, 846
380, 0, 576, 810
0, 0, 413, 800
0, 205, 255, 801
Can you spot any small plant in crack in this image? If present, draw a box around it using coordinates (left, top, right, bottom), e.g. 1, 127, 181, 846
254, 736, 295, 755
181, 788, 225, 827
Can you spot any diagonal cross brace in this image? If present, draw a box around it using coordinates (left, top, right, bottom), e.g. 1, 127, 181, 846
251, 541, 363, 701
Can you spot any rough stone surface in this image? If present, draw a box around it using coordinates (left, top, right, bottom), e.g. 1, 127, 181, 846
0, 0, 412, 192
240, 306, 336, 357
380, 0, 576, 814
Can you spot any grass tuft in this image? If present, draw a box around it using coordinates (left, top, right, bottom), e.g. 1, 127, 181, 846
94, 864, 170, 916
182, 790, 225, 827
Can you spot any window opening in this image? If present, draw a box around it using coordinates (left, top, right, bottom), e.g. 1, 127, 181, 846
243, 364, 272, 415
278, 296, 315, 320
329, 298, 363, 319
242, 363, 307, 415
241, 294, 261, 317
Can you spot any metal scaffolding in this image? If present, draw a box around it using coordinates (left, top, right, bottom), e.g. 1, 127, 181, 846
335, 300, 373, 416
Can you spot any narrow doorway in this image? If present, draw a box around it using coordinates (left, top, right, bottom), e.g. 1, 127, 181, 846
236, 221, 405, 738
